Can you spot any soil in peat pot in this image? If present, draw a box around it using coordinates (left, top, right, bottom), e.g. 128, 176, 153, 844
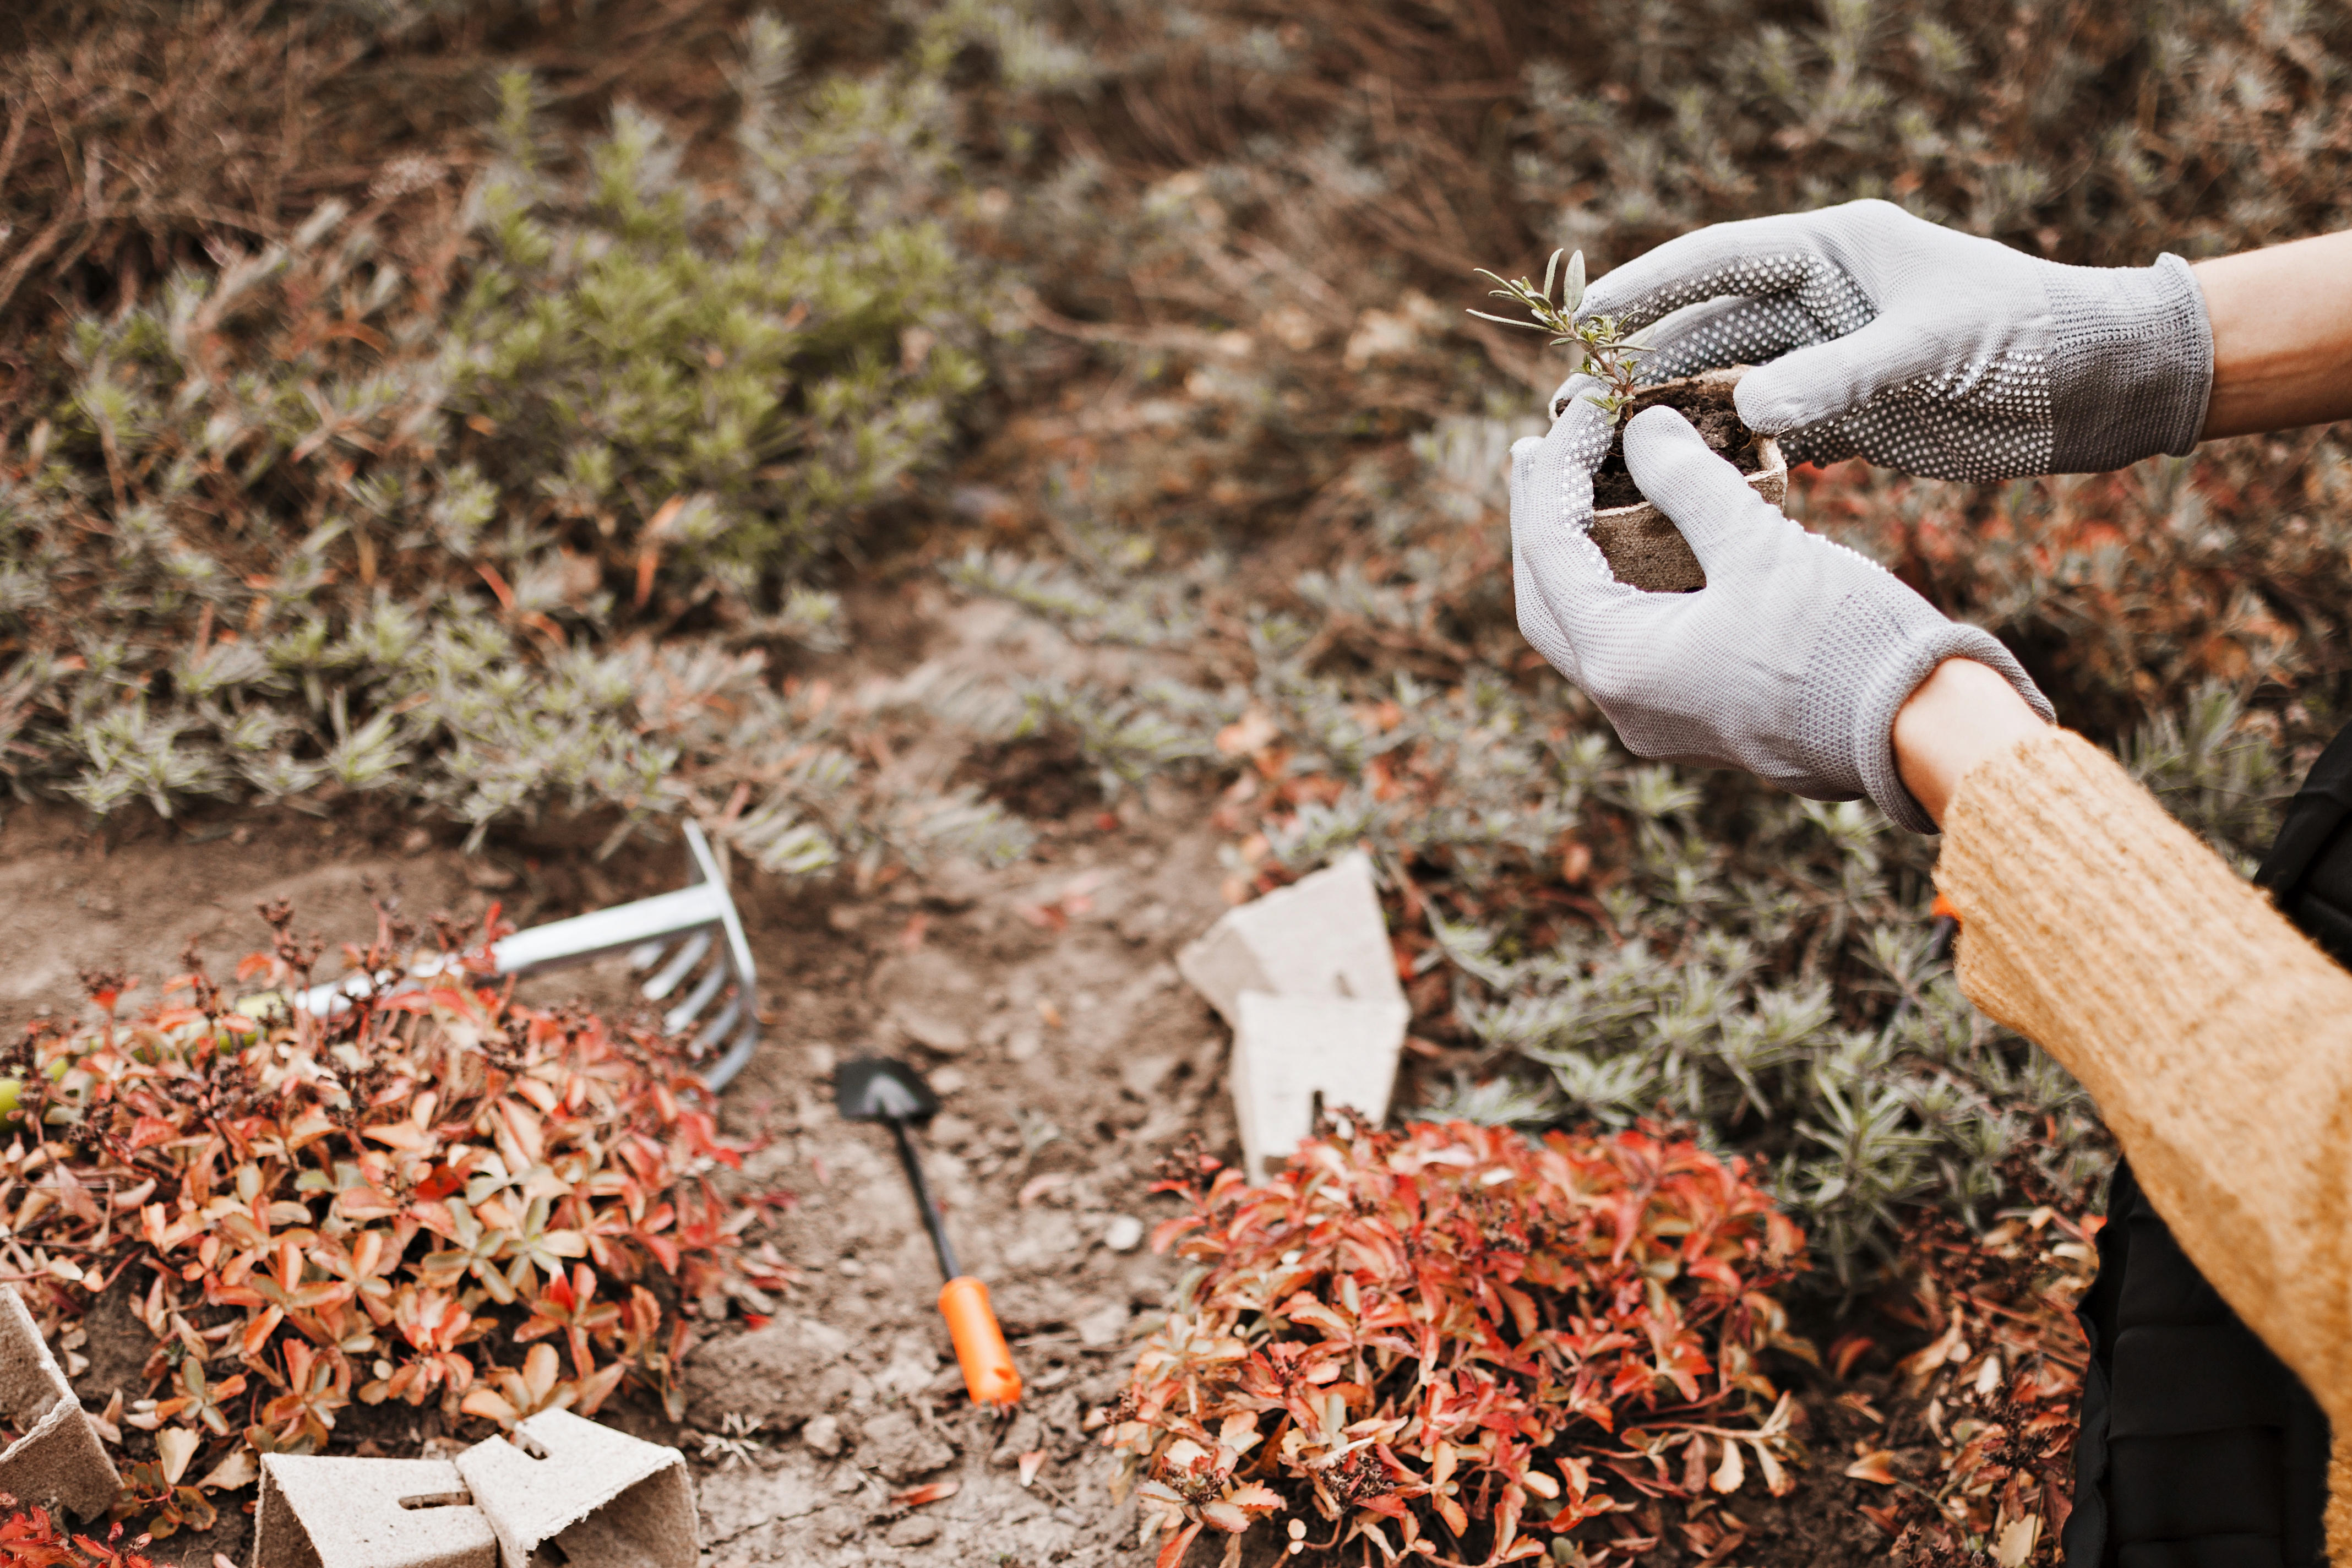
1592, 378, 1765, 510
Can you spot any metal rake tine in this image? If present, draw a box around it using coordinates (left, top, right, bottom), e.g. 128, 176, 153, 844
663, 961, 729, 1037
701, 999, 760, 1092
694, 993, 744, 1054
641, 932, 711, 1003
287, 820, 762, 1091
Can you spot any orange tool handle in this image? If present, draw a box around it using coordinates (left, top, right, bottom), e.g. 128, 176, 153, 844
939, 1277, 1022, 1407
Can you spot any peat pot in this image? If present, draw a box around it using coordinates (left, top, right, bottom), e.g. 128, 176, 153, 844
1584, 367, 1785, 594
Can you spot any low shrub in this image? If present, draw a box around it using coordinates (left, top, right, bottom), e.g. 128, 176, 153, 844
0, 11, 1021, 873
1849, 1189, 2097, 1568
0, 906, 774, 1537
0, 1500, 151, 1568
1098, 1118, 1806, 1568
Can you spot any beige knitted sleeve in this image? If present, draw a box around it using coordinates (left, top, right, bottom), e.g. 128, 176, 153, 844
1937, 726, 2352, 1534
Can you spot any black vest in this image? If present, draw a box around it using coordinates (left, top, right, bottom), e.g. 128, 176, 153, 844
2064, 723, 2352, 1568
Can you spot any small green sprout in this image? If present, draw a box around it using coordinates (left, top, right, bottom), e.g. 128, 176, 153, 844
1470, 248, 1651, 419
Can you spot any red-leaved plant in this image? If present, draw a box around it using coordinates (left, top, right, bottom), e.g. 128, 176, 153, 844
1097, 1118, 1809, 1568
0, 903, 777, 1536
0, 1496, 151, 1567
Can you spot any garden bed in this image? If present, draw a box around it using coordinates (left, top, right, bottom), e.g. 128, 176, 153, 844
0, 585, 2091, 1568
4, 0, 2342, 1562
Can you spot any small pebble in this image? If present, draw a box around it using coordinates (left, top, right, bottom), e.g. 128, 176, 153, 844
1103, 1215, 1145, 1253
802, 1414, 843, 1457
1076, 1301, 1130, 1348
885, 1517, 942, 1548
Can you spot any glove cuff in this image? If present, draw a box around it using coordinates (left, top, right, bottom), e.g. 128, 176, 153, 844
2046, 253, 2214, 473
1854, 625, 2057, 834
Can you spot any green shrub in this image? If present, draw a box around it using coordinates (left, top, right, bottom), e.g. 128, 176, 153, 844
0, 12, 1022, 872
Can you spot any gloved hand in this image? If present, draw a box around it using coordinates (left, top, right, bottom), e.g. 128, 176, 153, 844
1511, 383, 2054, 831
1574, 199, 2213, 482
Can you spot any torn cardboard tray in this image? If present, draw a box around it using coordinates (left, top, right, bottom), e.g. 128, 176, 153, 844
1176, 850, 1406, 1026
1178, 851, 1413, 1178
456, 1407, 697, 1568
253, 1455, 497, 1568
1231, 990, 1409, 1178
0, 1285, 118, 1518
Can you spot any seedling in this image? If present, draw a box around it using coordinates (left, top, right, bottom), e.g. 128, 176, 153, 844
1470, 248, 1651, 418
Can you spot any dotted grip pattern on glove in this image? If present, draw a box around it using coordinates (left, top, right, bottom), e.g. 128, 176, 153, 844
1578, 200, 2213, 483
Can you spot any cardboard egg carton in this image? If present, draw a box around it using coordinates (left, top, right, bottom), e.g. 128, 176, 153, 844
0, 1286, 118, 1520
1178, 850, 1412, 1178
253, 1411, 695, 1568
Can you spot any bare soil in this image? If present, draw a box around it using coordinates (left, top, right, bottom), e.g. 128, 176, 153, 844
1592, 379, 1765, 510
0, 585, 1925, 1568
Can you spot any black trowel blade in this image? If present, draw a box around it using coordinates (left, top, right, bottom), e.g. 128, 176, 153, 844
835, 1056, 941, 1124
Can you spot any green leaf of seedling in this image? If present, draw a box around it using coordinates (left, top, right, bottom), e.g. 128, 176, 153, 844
1564, 249, 1586, 314
1542, 248, 1564, 303
1466, 309, 1547, 330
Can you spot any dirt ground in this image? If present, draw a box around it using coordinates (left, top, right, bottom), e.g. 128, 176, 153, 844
0, 590, 1238, 1567
0, 586, 1915, 1568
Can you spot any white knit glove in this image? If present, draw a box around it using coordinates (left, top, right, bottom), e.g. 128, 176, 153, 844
1575, 199, 2213, 481
1511, 384, 2054, 831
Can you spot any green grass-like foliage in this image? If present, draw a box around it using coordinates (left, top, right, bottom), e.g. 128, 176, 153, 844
0, 14, 1008, 869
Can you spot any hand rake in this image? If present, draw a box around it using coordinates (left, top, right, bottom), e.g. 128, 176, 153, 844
295, 821, 762, 1090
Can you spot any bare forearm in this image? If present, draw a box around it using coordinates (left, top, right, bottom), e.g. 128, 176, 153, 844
2195, 230, 2352, 440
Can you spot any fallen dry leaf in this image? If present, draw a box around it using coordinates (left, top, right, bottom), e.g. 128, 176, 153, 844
1215, 710, 1277, 756
892, 1480, 960, 1508
1835, 1390, 1887, 1425
197, 1445, 258, 1493
1018, 1172, 1074, 1207
1844, 1449, 1902, 1485
156, 1426, 201, 1485
1994, 1513, 2040, 1568
1018, 1450, 1046, 1487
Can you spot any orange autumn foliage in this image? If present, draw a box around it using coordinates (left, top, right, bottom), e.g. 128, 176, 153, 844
1098, 1118, 1809, 1568
0, 907, 749, 1536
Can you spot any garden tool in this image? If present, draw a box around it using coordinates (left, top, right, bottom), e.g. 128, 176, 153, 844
295, 821, 762, 1091
835, 1056, 1023, 1408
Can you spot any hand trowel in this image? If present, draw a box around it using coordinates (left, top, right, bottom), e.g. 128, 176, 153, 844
835, 1057, 1023, 1407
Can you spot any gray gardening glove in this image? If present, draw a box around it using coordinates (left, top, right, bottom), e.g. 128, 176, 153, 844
1510, 384, 2054, 831
1575, 199, 2212, 482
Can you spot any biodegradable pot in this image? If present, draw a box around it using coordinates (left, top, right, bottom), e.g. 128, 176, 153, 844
1587, 367, 1784, 594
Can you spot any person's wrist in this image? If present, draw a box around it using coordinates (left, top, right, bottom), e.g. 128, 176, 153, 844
1892, 658, 2051, 828
2193, 230, 2352, 440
